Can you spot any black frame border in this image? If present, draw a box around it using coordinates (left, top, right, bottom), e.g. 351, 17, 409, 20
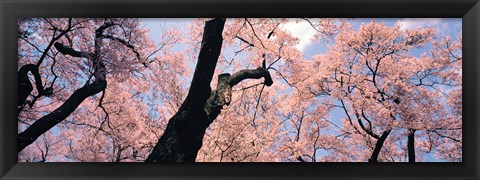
1, 0, 479, 179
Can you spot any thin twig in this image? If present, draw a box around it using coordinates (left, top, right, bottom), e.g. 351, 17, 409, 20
252, 84, 266, 127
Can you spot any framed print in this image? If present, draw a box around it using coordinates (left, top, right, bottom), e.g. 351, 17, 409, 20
1, 0, 479, 179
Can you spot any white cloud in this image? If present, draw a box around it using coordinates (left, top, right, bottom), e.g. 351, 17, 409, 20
398, 18, 443, 31
282, 19, 317, 52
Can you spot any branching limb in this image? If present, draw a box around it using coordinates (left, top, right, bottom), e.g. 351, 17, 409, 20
18, 20, 113, 152
245, 18, 266, 49
100, 34, 146, 67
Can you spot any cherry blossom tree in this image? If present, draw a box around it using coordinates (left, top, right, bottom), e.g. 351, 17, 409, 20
18, 18, 159, 153
294, 20, 462, 162
18, 18, 461, 162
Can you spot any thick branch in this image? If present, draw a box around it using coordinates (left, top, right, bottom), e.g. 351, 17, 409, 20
19, 21, 111, 151
90, 21, 116, 80
354, 109, 380, 139
18, 19, 75, 112
297, 156, 307, 162
18, 64, 44, 107
357, 118, 380, 139
95, 21, 116, 36
18, 79, 107, 152
228, 67, 273, 87
54, 42, 92, 58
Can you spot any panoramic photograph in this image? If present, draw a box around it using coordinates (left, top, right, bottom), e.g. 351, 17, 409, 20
17, 18, 462, 162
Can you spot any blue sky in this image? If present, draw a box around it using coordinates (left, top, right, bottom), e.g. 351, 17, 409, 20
141, 18, 461, 62
140, 18, 461, 162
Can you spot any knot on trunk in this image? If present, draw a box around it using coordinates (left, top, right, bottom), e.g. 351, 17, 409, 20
205, 73, 232, 117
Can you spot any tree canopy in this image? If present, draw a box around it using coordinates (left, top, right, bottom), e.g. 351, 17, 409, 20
18, 18, 461, 162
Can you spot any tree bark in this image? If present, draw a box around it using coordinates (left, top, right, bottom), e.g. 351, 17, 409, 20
205, 67, 272, 122
408, 129, 416, 162
145, 18, 227, 162
368, 130, 391, 163
146, 18, 273, 162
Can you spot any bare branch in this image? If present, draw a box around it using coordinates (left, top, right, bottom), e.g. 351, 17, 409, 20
245, 18, 266, 49
252, 84, 266, 127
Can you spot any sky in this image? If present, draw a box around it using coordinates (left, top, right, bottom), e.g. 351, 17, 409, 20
141, 18, 461, 58
139, 18, 462, 162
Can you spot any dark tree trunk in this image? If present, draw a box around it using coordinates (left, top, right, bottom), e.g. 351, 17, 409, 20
368, 130, 391, 163
145, 18, 226, 162
408, 129, 416, 162
146, 18, 273, 162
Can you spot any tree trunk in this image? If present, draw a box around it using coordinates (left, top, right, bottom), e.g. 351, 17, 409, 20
146, 18, 273, 162
408, 129, 416, 162
368, 130, 391, 162
145, 18, 226, 162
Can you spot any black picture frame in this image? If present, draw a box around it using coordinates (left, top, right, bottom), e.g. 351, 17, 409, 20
1, 0, 478, 179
